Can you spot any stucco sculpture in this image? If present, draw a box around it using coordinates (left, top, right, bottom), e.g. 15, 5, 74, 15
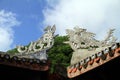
16, 25, 56, 61
66, 26, 120, 78
66, 26, 117, 65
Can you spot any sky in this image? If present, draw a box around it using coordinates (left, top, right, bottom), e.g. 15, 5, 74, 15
0, 0, 120, 51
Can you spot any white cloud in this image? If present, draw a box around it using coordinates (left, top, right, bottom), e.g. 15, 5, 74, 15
0, 10, 20, 51
43, 0, 120, 40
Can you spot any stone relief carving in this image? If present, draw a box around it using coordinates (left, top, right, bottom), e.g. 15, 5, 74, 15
66, 26, 117, 65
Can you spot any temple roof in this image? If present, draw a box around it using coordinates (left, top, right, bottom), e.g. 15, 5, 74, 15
0, 25, 56, 71
0, 51, 50, 71
66, 26, 120, 78
67, 42, 120, 78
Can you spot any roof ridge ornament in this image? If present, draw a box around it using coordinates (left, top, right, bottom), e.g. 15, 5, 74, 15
66, 26, 120, 78
65, 26, 117, 65
16, 25, 56, 60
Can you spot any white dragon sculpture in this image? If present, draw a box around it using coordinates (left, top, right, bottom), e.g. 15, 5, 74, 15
66, 26, 117, 65
16, 25, 56, 61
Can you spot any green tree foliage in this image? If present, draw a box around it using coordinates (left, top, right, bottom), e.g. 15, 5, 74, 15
47, 35, 73, 74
